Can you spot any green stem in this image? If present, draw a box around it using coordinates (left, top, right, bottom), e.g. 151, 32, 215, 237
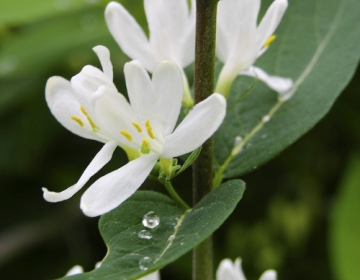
163, 180, 190, 210
192, 0, 218, 279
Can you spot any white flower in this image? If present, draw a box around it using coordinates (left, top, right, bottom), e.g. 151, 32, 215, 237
216, 258, 277, 280
105, 0, 196, 107
215, 0, 293, 97
42, 45, 226, 217
65, 263, 159, 280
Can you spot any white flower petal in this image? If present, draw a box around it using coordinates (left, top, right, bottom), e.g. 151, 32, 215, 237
259, 270, 277, 280
105, 2, 156, 71
124, 60, 157, 125
43, 142, 117, 202
256, 0, 288, 48
71, 65, 116, 104
93, 86, 141, 147
66, 265, 84, 276
45, 76, 104, 142
145, 0, 189, 66
152, 61, 183, 135
138, 270, 160, 280
161, 93, 226, 158
93, 45, 113, 80
80, 153, 158, 217
241, 66, 293, 93
216, 258, 246, 280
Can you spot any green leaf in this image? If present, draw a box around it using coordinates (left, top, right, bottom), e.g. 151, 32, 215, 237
62, 180, 245, 280
329, 155, 360, 280
214, 0, 360, 178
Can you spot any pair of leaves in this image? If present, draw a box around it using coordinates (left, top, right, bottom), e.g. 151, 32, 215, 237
214, 0, 360, 178
63, 180, 245, 280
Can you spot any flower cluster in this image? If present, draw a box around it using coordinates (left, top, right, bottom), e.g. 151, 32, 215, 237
43, 0, 291, 217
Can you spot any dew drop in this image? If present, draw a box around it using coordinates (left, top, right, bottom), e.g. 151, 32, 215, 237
233, 136, 242, 146
142, 211, 160, 229
262, 115, 271, 123
138, 230, 152, 240
139, 257, 153, 271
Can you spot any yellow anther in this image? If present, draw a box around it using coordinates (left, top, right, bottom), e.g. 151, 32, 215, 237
145, 120, 155, 139
264, 35, 276, 48
80, 106, 98, 131
132, 122, 143, 133
141, 138, 151, 154
120, 130, 133, 141
71, 116, 84, 127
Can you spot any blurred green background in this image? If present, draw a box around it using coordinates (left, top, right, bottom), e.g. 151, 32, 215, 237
0, 0, 359, 279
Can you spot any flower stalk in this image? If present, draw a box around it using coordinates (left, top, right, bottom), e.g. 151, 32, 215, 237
192, 0, 218, 279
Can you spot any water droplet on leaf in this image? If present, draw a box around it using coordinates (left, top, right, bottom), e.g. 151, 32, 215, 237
138, 230, 152, 240
139, 257, 153, 271
262, 115, 271, 123
142, 211, 160, 229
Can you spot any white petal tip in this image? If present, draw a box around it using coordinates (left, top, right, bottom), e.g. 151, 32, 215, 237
105, 1, 120, 13
260, 269, 277, 280
92, 45, 109, 55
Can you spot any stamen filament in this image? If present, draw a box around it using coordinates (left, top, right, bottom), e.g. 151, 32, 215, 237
120, 130, 133, 141
80, 106, 98, 131
264, 35, 276, 48
145, 120, 155, 139
141, 138, 151, 154
132, 122, 143, 132
71, 116, 84, 127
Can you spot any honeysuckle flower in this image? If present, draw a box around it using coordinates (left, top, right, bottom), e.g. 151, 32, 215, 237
105, 0, 196, 107
215, 0, 293, 98
65, 263, 160, 280
42, 45, 226, 217
216, 258, 277, 280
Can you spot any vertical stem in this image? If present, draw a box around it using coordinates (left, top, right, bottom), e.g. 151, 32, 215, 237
192, 1, 218, 280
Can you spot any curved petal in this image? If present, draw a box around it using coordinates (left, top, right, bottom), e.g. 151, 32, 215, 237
259, 270, 277, 280
256, 0, 288, 48
139, 271, 160, 280
241, 66, 293, 93
216, 258, 246, 280
152, 61, 183, 135
71, 65, 116, 104
124, 60, 157, 125
105, 2, 156, 72
161, 93, 226, 158
43, 141, 117, 202
45, 76, 104, 142
145, 0, 189, 65
93, 86, 141, 147
80, 153, 159, 217
93, 45, 113, 80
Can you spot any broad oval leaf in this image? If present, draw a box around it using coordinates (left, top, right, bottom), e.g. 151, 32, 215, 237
61, 180, 245, 280
214, 0, 360, 178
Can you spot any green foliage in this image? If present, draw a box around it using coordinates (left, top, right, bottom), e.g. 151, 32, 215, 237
61, 180, 245, 280
214, 0, 360, 178
329, 155, 360, 280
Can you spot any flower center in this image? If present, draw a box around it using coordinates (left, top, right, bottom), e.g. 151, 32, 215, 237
119, 120, 162, 155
